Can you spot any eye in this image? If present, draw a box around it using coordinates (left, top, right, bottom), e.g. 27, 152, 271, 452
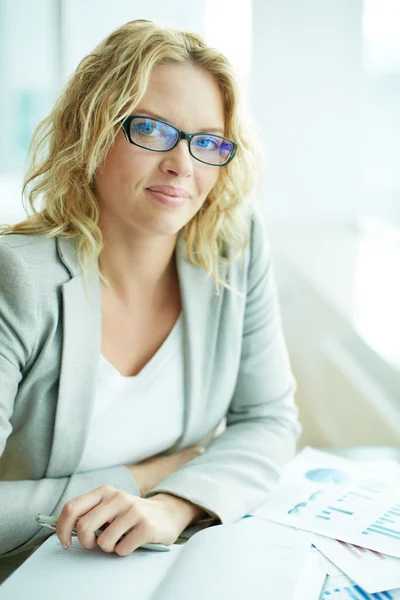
219, 140, 233, 158
193, 136, 219, 151
140, 123, 154, 134
133, 119, 177, 142
135, 120, 158, 136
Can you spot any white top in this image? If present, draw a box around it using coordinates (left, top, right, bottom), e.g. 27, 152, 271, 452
76, 314, 185, 473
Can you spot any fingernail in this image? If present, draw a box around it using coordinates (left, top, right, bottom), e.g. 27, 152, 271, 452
61, 543, 71, 551
192, 446, 206, 456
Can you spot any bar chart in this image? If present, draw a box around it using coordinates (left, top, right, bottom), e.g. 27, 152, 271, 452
253, 448, 400, 558
282, 480, 389, 528
337, 540, 385, 561
321, 573, 399, 599
363, 505, 400, 542
311, 478, 391, 524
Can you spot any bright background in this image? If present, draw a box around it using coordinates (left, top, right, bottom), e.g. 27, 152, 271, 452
1, 0, 399, 448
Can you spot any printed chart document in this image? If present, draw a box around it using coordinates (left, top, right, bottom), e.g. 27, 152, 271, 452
252, 447, 400, 558
313, 533, 400, 594
311, 544, 400, 600
321, 571, 400, 599
293, 547, 327, 600
1, 517, 310, 600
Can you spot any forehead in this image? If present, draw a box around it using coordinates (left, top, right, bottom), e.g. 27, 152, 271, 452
135, 63, 225, 133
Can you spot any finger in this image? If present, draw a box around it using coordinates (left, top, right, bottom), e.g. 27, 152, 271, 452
56, 485, 112, 548
114, 520, 150, 557
179, 445, 206, 464
74, 504, 120, 550
187, 445, 206, 458
96, 506, 141, 554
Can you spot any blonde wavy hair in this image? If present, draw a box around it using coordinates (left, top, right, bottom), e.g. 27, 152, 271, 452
0, 19, 261, 293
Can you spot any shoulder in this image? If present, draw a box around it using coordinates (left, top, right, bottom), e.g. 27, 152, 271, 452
0, 232, 58, 261
230, 207, 270, 287
0, 233, 70, 308
0, 234, 75, 366
0, 237, 41, 358
247, 207, 271, 265
0, 233, 69, 279
0, 235, 41, 298
221, 207, 270, 295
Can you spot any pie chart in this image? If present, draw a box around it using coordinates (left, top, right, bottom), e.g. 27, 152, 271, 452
305, 468, 349, 484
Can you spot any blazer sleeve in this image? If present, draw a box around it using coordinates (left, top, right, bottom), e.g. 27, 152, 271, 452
0, 240, 140, 557
144, 211, 302, 524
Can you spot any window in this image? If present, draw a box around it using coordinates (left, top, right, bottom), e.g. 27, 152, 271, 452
362, 0, 400, 225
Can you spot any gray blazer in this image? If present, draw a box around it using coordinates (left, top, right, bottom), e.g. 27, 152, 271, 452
0, 210, 300, 569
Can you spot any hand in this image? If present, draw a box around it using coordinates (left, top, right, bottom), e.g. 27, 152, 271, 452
56, 485, 201, 555
126, 445, 206, 496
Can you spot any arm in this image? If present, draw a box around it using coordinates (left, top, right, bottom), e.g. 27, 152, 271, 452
0, 469, 140, 556
143, 211, 302, 524
0, 241, 140, 557
125, 445, 206, 497
125, 449, 210, 526
150, 493, 208, 527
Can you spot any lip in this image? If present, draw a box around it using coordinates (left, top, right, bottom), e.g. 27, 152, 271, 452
146, 188, 186, 208
146, 185, 190, 198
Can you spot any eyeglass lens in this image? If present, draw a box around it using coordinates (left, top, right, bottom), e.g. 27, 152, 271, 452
129, 117, 233, 165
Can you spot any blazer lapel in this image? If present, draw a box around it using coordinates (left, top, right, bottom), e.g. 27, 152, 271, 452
173, 233, 224, 448
46, 231, 224, 475
46, 238, 101, 477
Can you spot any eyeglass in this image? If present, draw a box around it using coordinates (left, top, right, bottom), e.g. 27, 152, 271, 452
120, 115, 237, 167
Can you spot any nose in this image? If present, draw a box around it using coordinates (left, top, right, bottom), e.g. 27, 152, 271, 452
159, 139, 194, 178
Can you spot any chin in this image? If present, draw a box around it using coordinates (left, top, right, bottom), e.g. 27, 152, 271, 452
142, 216, 187, 238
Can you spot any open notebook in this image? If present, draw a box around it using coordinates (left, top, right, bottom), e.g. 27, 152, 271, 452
1, 517, 311, 599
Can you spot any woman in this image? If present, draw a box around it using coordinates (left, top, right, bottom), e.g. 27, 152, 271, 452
0, 19, 300, 575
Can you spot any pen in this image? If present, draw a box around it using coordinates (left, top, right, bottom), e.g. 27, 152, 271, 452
36, 514, 170, 552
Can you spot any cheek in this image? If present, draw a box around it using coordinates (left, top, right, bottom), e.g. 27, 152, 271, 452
199, 168, 220, 197
99, 150, 153, 193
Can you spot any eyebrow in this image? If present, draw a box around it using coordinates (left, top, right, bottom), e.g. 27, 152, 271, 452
134, 109, 225, 135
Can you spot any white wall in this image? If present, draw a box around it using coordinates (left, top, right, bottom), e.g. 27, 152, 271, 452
250, 0, 364, 226
61, 0, 207, 80
0, 0, 60, 222
0, 1, 209, 223
2, 0, 398, 231
1, 1, 399, 447
0, 0, 58, 175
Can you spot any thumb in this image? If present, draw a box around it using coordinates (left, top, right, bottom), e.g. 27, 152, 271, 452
186, 445, 207, 458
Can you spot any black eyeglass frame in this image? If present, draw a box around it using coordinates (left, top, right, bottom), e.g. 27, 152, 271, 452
120, 115, 238, 167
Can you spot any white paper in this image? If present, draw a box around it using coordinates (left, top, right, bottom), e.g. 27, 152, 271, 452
312, 544, 346, 577
1, 518, 311, 600
311, 543, 400, 600
313, 533, 400, 594
293, 547, 327, 600
252, 447, 400, 558
321, 571, 400, 599
0, 534, 183, 600
152, 518, 311, 600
